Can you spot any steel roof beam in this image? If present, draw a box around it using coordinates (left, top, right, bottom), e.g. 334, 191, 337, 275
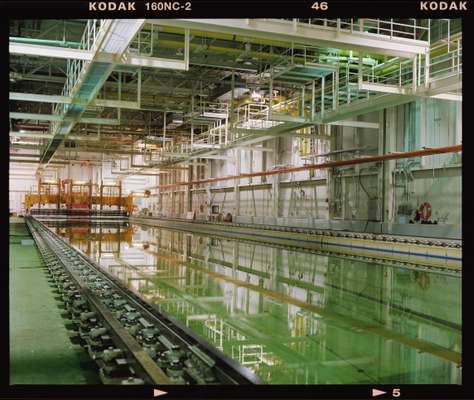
10, 92, 140, 110
120, 54, 187, 70
10, 42, 187, 70
10, 112, 120, 125
9, 159, 69, 165
9, 42, 92, 60
327, 120, 380, 129
39, 20, 146, 167
319, 94, 417, 123
10, 92, 71, 103
430, 93, 462, 102
10, 131, 53, 139
10, 112, 62, 122
148, 19, 429, 58
425, 73, 462, 97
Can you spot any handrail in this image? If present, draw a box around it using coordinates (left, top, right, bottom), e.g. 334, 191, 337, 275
281, 18, 429, 42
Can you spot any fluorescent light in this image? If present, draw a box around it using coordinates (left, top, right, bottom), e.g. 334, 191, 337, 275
251, 91, 262, 101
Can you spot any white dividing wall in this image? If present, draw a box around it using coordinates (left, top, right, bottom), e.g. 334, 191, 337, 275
385, 99, 462, 225
9, 162, 56, 214
153, 101, 461, 228
9, 163, 37, 214
9, 99, 461, 226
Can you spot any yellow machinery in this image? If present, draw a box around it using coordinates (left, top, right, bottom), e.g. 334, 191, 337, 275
24, 179, 136, 215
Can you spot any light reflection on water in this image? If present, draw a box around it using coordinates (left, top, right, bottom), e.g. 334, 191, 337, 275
45, 221, 462, 384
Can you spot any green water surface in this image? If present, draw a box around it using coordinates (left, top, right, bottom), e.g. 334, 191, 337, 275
46, 222, 462, 385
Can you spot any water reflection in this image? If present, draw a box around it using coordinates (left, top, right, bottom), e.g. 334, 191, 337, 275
45, 221, 462, 384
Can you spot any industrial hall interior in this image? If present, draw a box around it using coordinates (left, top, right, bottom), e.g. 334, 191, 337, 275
9, 19, 462, 385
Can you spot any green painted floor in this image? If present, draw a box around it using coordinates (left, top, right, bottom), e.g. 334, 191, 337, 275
9, 221, 100, 384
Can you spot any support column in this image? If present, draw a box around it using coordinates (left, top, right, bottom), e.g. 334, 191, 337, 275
184, 29, 190, 70
38, 177, 41, 210
88, 179, 92, 212
455, 101, 462, 145
158, 174, 163, 216
327, 127, 338, 219
420, 98, 428, 167
100, 180, 103, 211
382, 108, 397, 223
163, 111, 166, 148
118, 181, 122, 212
206, 159, 212, 219
272, 138, 280, 219
358, 53, 363, 86
230, 71, 235, 120
57, 178, 61, 210
346, 64, 350, 104
268, 69, 273, 120
231, 241, 239, 313
424, 52, 430, 88
171, 170, 175, 217
249, 149, 253, 184
187, 162, 193, 213
412, 56, 417, 93
137, 68, 141, 109
234, 149, 241, 217
300, 85, 305, 117
321, 76, 325, 118
191, 95, 194, 146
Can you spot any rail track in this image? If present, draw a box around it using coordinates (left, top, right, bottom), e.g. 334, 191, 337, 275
26, 216, 261, 385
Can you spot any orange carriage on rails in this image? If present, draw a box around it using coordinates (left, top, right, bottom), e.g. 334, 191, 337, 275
24, 179, 136, 216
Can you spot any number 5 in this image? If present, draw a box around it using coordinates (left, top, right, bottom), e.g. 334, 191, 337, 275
393, 388, 401, 397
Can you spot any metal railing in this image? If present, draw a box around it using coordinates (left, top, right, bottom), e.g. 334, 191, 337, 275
191, 120, 228, 149
234, 103, 281, 130
196, 101, 229, 118
135, 38, 461, 164
359, 33, 461, 91
65, 20, 107, 97
360, 60, 416, 87
129, 24, 155, 56
429, 39, 462, 81
289, 19, 430, 42
49, 20, 109, 137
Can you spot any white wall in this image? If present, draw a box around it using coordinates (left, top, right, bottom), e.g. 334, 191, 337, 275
9, 99, 462, 225
9, 162, 55, 214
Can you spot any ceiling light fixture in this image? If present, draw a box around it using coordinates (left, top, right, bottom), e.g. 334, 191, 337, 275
251, 91, 262, 101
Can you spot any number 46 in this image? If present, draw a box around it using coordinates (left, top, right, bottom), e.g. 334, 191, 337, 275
311, 2, 328, 10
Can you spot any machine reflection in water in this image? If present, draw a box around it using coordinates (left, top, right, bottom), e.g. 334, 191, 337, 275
43, 220, 462, 385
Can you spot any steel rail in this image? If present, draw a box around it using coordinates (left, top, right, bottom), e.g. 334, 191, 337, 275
27, 217, 261, 385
